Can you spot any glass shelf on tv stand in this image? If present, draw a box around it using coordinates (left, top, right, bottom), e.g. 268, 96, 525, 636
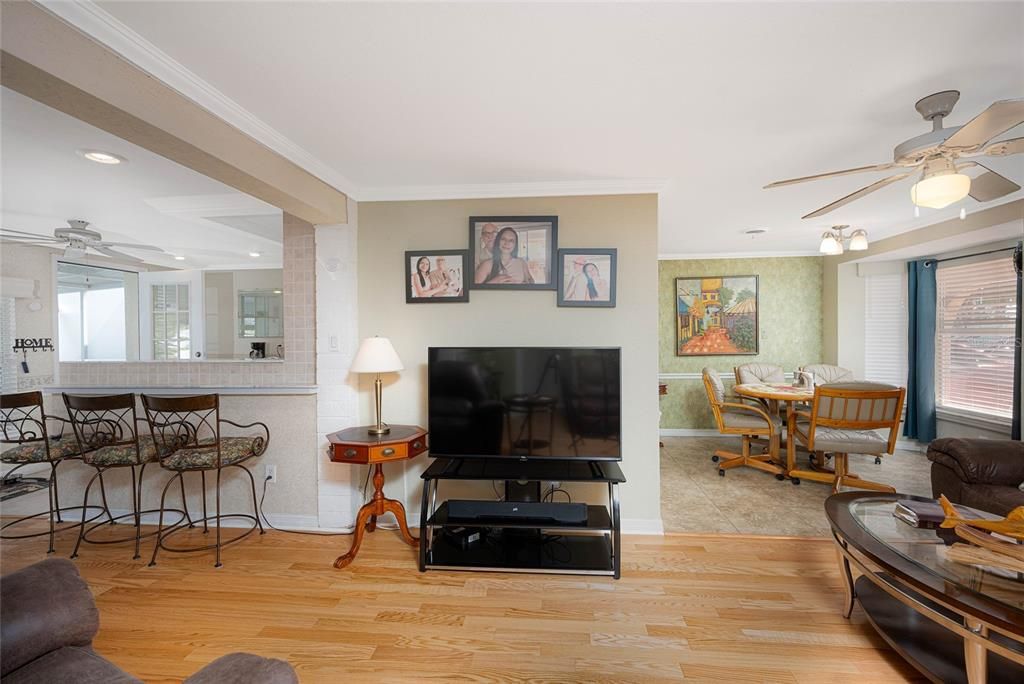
419, 457, 624, 578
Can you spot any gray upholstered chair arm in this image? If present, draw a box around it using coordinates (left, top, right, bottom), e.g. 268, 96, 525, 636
184, 653, 298, 684
0, 558, 100, 677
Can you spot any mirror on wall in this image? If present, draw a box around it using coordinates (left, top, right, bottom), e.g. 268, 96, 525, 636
55, 261, 284, 362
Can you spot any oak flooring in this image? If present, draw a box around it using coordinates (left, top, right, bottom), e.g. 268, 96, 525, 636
0, 522, 922, 683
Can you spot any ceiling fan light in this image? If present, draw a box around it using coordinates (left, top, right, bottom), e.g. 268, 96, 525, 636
848, 229, 869, 251
910, 173, 971, 209
819, 232, 843, 255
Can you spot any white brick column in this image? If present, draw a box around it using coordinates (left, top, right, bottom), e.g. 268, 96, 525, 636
314, 199, 360, 528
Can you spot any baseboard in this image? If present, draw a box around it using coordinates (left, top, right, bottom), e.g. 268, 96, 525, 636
621, 518, 664, 535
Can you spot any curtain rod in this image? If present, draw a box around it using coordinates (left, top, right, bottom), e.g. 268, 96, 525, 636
923, 245, 1018, 268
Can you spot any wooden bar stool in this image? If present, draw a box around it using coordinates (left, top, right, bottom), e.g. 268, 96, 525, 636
141, 394, 269, 568
1, 391, 105, 553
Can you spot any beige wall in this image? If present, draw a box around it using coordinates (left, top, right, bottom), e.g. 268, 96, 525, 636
0, 243, 59, 390
358, 194, 662, 528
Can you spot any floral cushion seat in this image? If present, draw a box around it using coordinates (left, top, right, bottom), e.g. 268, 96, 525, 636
161, 436, 261, 471
1, 436, 82, 464
82, 436, 164, 467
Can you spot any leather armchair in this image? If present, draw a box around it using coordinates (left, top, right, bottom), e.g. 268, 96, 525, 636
1, 558, 297, 684
927, 438, 1024, 516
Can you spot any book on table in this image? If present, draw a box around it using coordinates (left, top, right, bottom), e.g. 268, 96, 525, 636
893, 499, 999, 528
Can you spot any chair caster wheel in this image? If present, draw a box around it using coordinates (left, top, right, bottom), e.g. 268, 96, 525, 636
791, 478, 800, 485
874, 457, 882, 465
711, 455, 719, 463
775, 474, 785, 481
718, 469, 726, 477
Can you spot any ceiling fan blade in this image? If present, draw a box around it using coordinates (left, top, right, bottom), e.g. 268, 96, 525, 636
92, 245, 144, 262
102, 241, 166, 252
942, 99, 1024, 152
801, 172, 912, 219
0, 228, 63, 241
764, 162, 899, 189
965, 162, 1022, 202
982, 137, 1024, 157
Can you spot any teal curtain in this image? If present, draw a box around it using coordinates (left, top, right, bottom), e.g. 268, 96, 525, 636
905, 260, 936, 442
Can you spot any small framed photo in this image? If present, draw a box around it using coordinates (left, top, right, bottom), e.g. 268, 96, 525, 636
469, 216, 557, 290
405, 250, 469, 303
557, 249, 617, 308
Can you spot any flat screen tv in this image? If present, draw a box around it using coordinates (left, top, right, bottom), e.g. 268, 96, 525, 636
428, 347, 621, 461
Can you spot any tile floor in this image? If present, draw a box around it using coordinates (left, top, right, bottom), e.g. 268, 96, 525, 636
660, 436, 933, 537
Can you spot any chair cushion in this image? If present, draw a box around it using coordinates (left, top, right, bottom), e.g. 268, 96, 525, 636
2, 645, 140, 684
162, 437, 260, 470
702, 368, 725, 404
82, 436, 163, 467
1, 436, 81, 464
803, 424, 887, 454
801, 364, 854, 384
957, 483, 1024, 518
721, 408, 782, 432
926, 438, 1024, 486
735, 363, 785, 384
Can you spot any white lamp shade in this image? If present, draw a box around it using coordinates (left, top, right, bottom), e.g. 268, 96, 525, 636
848, 229, 869, 251
350, 337, 404, 373
819, 232, 843, 255
910, 173, 971, 209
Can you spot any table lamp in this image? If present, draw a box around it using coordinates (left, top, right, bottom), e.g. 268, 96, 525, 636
350, 336, 404, 435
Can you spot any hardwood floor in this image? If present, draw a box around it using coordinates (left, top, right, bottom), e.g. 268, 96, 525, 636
0, 522, 922, 682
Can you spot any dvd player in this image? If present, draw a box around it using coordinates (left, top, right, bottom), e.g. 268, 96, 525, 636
447, 500, 588, 525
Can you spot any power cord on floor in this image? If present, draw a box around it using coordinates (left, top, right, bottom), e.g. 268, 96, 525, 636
257, 472, 402, 536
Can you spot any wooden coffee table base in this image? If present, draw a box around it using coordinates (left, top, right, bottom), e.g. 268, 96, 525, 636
334, 463, 419, 569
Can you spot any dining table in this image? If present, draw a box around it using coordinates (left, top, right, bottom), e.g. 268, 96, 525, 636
733, 382, 814, 480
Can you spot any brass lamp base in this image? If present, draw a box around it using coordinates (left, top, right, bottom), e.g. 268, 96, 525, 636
367, 424, 390, 436
368, 374, 390, 436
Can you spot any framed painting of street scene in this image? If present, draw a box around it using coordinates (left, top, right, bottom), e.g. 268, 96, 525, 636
675, 275, 758, 355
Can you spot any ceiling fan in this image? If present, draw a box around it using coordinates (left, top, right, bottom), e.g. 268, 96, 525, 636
0, 219, 165, 262
765, 91, 1024, 219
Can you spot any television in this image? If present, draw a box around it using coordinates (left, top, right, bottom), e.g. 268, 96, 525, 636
427, 347, 621, 461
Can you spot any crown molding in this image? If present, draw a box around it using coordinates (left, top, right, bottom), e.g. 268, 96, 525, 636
658, 250, 822, 260
36, 0, 360, 199
359, 178, 669, 202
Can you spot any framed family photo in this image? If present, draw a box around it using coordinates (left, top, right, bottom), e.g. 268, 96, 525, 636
675, 275, 758, 355
469, 216, 557, 290
405, 250, 469, 303
557, 249, 617, 308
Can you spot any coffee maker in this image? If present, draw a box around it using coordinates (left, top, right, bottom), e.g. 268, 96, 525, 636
249, 342, 266, 359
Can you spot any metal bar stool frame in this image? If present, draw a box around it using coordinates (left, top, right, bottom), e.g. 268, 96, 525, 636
141, 393, 268, 568
63, 393, 191, 560
1, 391, 108, 553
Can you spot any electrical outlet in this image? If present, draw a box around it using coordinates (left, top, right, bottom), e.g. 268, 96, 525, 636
265, 465, 277, 483
550, 481, 561, 489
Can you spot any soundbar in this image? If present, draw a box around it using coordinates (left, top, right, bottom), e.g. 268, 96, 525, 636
448, 499, 588, 525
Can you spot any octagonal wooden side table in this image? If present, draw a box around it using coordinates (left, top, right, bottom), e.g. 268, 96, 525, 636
327, 424, 428, 569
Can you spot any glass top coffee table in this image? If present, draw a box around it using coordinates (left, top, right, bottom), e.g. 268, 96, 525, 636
826, 492, 1023, 684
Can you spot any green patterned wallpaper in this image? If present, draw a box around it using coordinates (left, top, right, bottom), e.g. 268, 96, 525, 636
659, 256, 823, 428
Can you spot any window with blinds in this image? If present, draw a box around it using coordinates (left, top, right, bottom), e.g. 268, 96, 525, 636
935, 255, 1017, 419
864, 272, 907, 387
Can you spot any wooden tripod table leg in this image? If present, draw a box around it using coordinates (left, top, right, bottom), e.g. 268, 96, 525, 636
333, 463, 420, 569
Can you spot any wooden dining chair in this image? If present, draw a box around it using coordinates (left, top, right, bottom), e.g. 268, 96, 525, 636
141, 394, 268, 568
702, 368, 784, 479
799, 364, 855, 384
791, 382, 905, 493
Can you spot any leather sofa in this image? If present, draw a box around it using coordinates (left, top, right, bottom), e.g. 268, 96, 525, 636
927, 437, 1024, 516
1, 558, 297, 684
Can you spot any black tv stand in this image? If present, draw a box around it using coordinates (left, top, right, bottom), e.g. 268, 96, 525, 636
419, 458, 625, 578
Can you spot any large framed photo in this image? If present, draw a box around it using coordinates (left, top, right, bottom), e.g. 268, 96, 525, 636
405, 250, 469, 303
469, 216, 557, 290
557, 249, 617, 308
675, 275, 758, 355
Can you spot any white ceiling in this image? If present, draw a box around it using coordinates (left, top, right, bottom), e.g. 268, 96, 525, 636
0, 87, 282, 268
52, 2, 1024, 254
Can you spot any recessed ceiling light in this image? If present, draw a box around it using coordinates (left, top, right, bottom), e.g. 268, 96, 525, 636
744, 228, 768, 235
249, 251, 261, 258
76, 149, 127, 165
173, 255, 186, 261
